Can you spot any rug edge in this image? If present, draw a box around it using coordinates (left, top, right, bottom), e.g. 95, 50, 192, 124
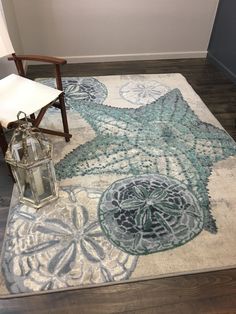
0, 264, 236, 299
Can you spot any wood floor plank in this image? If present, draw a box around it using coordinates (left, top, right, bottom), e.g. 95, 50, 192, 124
1, 269, 236, 314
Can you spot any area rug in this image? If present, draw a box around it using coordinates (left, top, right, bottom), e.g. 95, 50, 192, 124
1, 73, 236, 298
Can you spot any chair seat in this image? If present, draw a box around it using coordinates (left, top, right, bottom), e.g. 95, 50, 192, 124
0, 74, 62, 128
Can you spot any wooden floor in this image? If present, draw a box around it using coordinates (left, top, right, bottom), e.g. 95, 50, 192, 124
0, 58, 236, 314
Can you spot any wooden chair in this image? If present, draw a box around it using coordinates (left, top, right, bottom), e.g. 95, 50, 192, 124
0, 53, 72, 157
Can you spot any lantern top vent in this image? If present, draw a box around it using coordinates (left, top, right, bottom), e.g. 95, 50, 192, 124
5, 111, 52, 167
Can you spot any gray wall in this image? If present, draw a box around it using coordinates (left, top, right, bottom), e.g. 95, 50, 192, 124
8, 0, 219, 63
208, 0, 236, 83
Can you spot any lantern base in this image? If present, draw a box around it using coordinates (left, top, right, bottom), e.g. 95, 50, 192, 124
18, 193, 59, 209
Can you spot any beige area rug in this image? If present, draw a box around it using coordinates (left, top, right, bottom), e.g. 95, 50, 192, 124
1, 73, 236, 298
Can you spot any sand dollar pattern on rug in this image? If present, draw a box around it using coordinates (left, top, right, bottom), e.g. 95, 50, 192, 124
99, 174, 204, 255
36, 77, 108, 112
55, 89, 236, 238
119, 79, 169, 105
2, 186, 138, 293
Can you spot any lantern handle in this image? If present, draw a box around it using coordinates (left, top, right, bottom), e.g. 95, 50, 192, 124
17, 111, 28, 123
16, 111, 51, 155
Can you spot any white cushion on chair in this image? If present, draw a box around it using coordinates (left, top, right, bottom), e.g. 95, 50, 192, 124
0, 74, 62, 128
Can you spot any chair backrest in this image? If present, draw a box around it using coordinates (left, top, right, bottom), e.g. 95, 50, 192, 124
8, 53, 67, 91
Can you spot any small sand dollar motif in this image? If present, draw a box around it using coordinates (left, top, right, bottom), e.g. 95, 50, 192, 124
36, 77, 108, 112
99, 174, 204, 255
62, 77, 108, 110
120, 80, 169, 105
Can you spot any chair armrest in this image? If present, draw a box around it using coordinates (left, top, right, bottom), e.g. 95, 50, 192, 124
8, 54, 67, 65
8, 53, 66, 90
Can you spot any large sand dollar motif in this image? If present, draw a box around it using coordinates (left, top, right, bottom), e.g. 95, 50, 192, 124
99, 174, 204, 255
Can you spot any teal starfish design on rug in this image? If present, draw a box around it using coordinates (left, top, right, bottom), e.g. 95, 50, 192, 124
55, 88, 236, 248
99, 174, 204, 255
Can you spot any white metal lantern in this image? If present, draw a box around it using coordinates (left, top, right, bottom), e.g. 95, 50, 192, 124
5, 111, 58, 208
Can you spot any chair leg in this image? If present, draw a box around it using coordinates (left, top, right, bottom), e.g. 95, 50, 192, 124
30, 113, 36, 120
59, 94, 70, 142
0, 123, 8, 156
0, 124, 15, 181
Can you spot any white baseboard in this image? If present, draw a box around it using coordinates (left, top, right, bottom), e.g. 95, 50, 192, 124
63, 51, 207, 64
27, 51, 207, 65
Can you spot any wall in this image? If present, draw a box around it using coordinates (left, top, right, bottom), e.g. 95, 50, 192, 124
10, 0, 219, 63
0, 0, 21, 77
208, 0, 236, 83
2, 0, 23, 54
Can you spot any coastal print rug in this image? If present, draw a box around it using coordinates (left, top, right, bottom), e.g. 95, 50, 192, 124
1, 73, 236, 297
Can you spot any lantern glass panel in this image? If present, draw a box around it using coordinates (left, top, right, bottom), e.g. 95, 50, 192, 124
14, 167, 35, 201
31, 163, 56, 202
